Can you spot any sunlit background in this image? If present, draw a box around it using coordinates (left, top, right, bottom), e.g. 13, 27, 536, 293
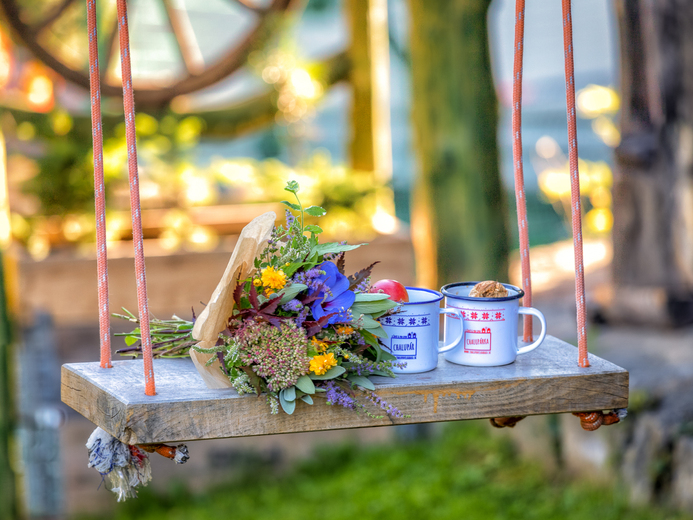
0, 0, 620, 263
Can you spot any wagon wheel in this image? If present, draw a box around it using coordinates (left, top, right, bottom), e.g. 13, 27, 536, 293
0, 0, 297, 108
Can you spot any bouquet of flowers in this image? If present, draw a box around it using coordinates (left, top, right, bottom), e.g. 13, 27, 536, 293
118, 181, 406, 418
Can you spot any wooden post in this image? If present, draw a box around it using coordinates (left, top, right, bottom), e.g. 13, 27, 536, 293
346, 0, 393, 182
408, 0, 509, 288
605, 0, 693, 325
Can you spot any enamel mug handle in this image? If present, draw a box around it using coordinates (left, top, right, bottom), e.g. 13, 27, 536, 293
438, 308, 465, 353
517, 307, 547, 355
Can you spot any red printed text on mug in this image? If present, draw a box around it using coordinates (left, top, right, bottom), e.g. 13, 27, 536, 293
453, 309, 506, 322
465, 328, 492, 354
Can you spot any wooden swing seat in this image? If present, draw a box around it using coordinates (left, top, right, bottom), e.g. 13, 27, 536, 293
61, 335, 628, 444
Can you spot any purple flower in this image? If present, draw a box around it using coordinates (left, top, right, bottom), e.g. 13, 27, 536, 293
293, 267, 326, 293
295, 306, 310, 327
365, 391, 406, 418
282, 299, 303, 312
285, 209, 295, 229
324, 381, 357, 410
308, 261, 355, 324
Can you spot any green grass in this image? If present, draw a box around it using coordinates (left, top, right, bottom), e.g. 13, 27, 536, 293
82, 421, 691, 520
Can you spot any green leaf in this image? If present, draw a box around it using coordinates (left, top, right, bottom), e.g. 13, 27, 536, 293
300, 395, 314, 405
355, 315, 380, 329
350, 300, 398, 316
347, 374, 375, 391
304, 225, 323, 234
279, 391, 296, 414
278, 283, 308, 304
309, 366, 346, 380
295, 375, 316, 394
281, 200, 301, 211
124, 335, 139, 346
360, 330, 380, 349
312, 242, 364, 258
304, 205, 326, 217
283, 262, 306, 278
354, 293, 391, 302
282, 386, 296, 402
365, 325, 388, 339
284, 180, 300, 194
380, 350, 397, 362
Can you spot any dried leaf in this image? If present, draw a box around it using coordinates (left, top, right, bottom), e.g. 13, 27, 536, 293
348, 261, 380, 290
336, 252, 346, 275
304, 314, 335, 337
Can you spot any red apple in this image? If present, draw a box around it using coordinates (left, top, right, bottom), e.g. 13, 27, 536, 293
369, 279, 409, 302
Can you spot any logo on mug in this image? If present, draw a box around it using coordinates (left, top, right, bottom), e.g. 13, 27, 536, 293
390, 332, 418, 360
464, 327, 492, 354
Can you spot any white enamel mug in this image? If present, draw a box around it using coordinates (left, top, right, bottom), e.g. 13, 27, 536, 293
441, 282, 547, 367
379, 287, 464, 374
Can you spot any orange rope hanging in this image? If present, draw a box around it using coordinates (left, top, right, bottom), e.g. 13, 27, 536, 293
86, 0, 111, 369
561, 0, 589, 367
115, 0, 156, 394
511, 0, 533, 343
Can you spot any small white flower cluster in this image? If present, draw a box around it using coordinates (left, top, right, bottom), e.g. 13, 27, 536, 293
231, 372, 255, 396
267, 394, 280, 415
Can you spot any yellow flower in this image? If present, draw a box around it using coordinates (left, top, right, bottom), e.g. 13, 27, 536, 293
310, 353, 337, 375
343, 354, 349, 360
261, 266, 287, 290
335, 325, 354, 336
285, 262, 291, 267
311, 336, 328, 352
253, 278, 262, 287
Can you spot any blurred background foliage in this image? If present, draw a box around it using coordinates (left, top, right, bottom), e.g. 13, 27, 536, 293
77, 421, 693, 520
0, 0, 621, 263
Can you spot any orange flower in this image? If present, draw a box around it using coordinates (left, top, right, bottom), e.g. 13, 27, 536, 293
310, 353, 337, 375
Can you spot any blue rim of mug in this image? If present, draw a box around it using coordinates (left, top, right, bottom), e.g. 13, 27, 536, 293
402, 286, 443, 305
440, 282, 525, 302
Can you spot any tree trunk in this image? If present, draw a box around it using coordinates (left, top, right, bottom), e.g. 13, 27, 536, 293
0, 250, 16, 520
408, 0, 508, 288
609, 0, 693, 325
346, 0, 393, 182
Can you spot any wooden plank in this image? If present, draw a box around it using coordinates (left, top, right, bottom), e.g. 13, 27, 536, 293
61, 335, 628, 444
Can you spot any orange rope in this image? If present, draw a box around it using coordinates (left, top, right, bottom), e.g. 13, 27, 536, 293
86, 0, 111, 369
511, 0, 532, 343
561, 0, 589, 367
116, 0, 156, 394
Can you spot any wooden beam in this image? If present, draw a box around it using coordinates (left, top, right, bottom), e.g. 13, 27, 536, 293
62, 336, 628, 444
346, 0, 393, 182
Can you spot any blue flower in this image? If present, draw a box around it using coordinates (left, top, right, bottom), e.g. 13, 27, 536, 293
309, 261, 355, 324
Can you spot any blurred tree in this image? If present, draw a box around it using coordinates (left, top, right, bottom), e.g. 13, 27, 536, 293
607, 0, 693, 326
346, 0, 392, 182
408, 0, 508, 288
0, 250, 16, 520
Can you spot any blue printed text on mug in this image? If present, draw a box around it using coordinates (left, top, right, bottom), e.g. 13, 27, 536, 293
390, 332, 418, 360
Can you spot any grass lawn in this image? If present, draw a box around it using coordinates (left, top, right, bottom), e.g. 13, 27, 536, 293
83, 421, 691, 520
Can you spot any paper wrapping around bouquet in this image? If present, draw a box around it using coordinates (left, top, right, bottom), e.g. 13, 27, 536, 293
191, 211, 276, 389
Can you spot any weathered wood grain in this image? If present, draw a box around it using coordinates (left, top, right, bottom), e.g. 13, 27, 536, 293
61, 335, 628, 444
